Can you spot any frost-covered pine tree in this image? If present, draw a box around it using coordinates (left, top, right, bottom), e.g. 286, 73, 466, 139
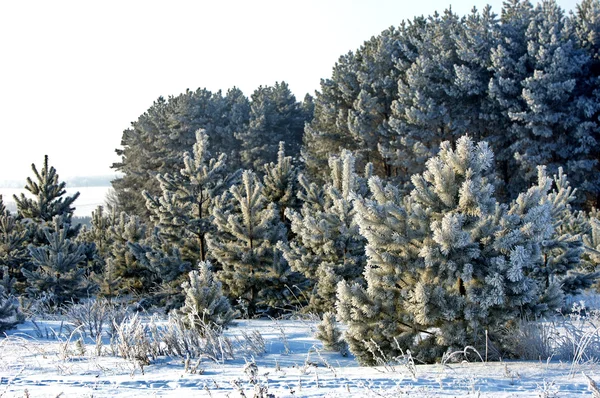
279, 150, 368, 313
583, 216, 600, 288
207, 170, 296, 316
314, 312, 347, 354
14, 155, 80, 231
508, 1, 600, 205
0, 196, 30, 292
337, 135, 585, 364
262, 142, 300, 224
112, 88, 249, 217
93, 257, 122, 301
389, 7, 500, 186
77, 206, 115, 260
534, 168, 597, 295
0, 284, 21, 333
104, 212, 152, 296
23, 217, 94, 307
144, 129, 233, 265
236, 82, 307, 170
128, 229, 192, 309
303, 26, 403, 181
175, 261, 236, 332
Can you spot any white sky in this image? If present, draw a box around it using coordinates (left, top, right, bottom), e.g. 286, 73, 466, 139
0, 0, 579, 182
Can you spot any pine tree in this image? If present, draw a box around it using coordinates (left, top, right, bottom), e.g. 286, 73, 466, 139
303, 27, 404, 181
536, 168, 597, 295
77, 206, 115, 260
583, 215, 600, 289
128, 229, 192, 309
105, 212, 153, 296
14, 155, 80, 226
93, 257, 122, 301
175, 261, 236, 332
571, 0, 600, 208
262, 142, 300, 224
0, 284, 21, 333
23, 217, 94, 307
76, 207, 143, 300
315, 312, 347, 354
0, 196, 30, 292
508, 1, 600, 206
389, 8, 494, 185
76, 205, 117, 279
207, 170, 295, 316
144, 129, 233, 266
279, 150, 368, 313
237, 82, 308, 170
338, 136, 586, 364
112, 88, 249, 217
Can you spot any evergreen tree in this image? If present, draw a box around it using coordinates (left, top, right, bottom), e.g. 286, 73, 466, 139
93, 257, 123, 301
508, 1, 600, 205
487, 0, 536, 197
237, 82, 307, 170
23, 217, 94, 307
105, 212, 153, 296
76, 206, 116, 275
14, 156, 80, 245
388, 7, 503, 189
583, 215, 600, 288
14, 155, 80, 224
207, 170, 296, 316
175, 261, 236, 332
536, 168, 597, 294
571, 0, 600, 207
112, 88, 249, 217
337, 136, 586, 364
262, 142, 301, 224
279, 150, 368, 313
303, 26, 405, 181
0, 284, 21, 333
315, 312, 347, 354
214, 87, 251, 172
144, 129, 234, 266
128, 229, 192, 309
0, 196, 30, 292
76, 206, 124, 300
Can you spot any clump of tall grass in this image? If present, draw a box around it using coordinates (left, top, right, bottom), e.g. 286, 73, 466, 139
63, 297, 127, 339
502, 301, 600, 364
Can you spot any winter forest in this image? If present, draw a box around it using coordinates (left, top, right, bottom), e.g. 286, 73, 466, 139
4, 0, 600, 395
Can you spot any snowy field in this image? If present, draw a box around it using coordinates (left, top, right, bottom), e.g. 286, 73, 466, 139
0, 186, 111, 218
1, 315, 600, 397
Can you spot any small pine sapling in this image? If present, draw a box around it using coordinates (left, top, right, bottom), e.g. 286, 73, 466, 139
315, 312, 348, 355
175, 261, 237, 333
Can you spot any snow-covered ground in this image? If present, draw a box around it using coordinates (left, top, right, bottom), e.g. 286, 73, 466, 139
1, 316, 599, 397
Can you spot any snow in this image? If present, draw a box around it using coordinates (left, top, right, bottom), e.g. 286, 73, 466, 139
1, 317, 599, 397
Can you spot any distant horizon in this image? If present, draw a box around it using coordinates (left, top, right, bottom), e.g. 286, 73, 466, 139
0, 174, 120, 189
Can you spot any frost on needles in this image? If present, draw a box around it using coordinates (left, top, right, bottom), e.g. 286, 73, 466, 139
336, 135, 594, 364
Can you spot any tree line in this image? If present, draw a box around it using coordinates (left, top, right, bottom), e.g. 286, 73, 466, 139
2, 0, 600, 364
